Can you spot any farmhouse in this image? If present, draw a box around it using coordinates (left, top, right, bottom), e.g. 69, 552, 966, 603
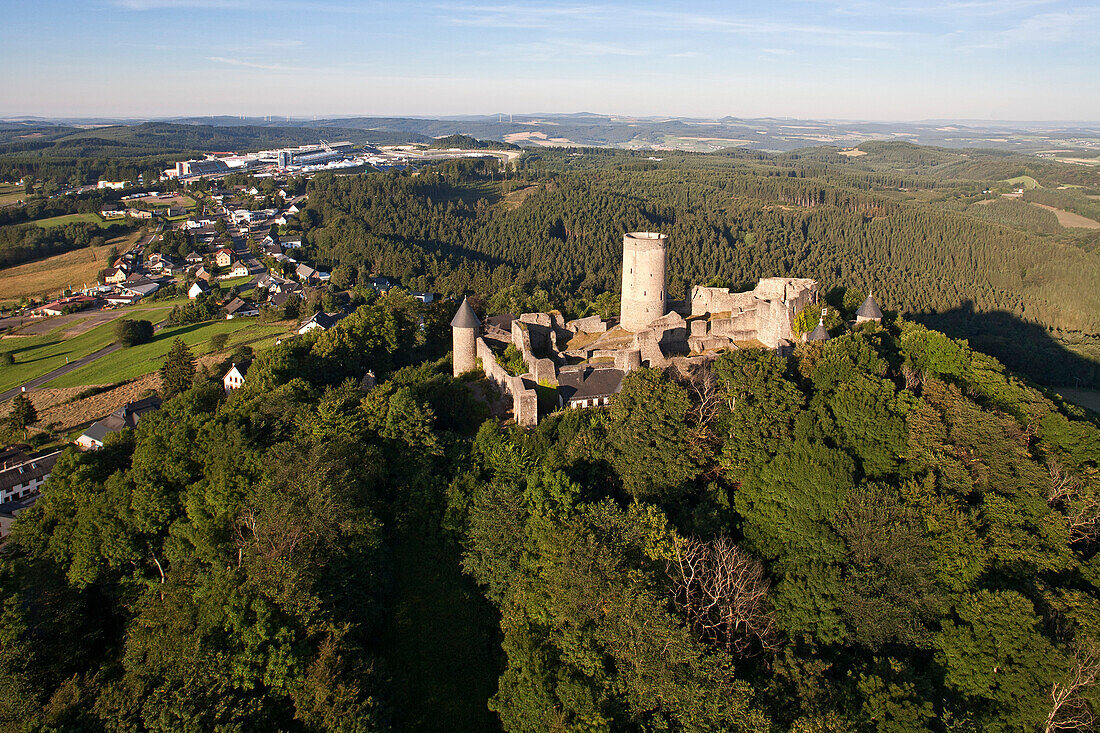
0, 447, 61, 504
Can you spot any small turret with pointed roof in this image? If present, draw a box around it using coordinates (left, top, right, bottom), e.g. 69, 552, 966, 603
806, 311, 830, 342
856, 289, 883, 323
450, 297, 481, 329
451, 297, 480, 377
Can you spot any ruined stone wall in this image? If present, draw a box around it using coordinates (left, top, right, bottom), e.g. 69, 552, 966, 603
690, 286, 756, 317
476, 337, 540, 427
614, 349, 642, 372
633, 329, 669, 368
755, 298, 793, 348
566, 315, 607, 334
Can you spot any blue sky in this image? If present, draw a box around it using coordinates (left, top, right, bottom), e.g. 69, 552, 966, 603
2, 0, 1098, 120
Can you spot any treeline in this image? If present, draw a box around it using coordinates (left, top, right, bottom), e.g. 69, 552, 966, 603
0, 188, 129, 227
0, 156, 175, 188
4, 305, 1100, 730
1025, 187, 1100, 222
428, 134, 520, 150
295, 159, 1100, 384
0, 220, 133, 269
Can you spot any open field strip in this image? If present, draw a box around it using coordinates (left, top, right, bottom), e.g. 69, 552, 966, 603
0, 183, 25, 207
1031, 203, 1100, 229
45, 318, 290, 388
32, 212, 110, 228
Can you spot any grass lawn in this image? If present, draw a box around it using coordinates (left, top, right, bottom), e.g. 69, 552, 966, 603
0, 303, 188, 394
219, 275, 255, 289
46, 318, 289, 388
0, 313, 147, 394
1001, 175, 1041, 190
32, 212, 111, 229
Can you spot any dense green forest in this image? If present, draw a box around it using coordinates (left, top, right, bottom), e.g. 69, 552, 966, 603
293, 146, 1100, 387
3, 291, 1100, 731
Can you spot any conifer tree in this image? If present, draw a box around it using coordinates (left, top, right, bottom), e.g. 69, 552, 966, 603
159, 338, 195, 399
7, 393, 37, 439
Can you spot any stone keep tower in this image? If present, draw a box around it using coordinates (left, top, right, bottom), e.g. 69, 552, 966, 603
451, 297, 480, 377
619, 231, 668, 332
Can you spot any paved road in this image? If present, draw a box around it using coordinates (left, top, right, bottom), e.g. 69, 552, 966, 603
0, 342, 122, 402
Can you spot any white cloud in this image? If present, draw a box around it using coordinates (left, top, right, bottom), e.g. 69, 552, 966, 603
111, 0, 252, 9
206, 56, 288, 71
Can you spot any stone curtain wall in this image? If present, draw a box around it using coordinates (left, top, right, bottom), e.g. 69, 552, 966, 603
475, 337, 539, 427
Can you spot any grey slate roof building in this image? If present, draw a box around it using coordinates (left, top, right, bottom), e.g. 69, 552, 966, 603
0, 449, 61, 504
558, 367, 625, 408
856, 291, 883, 322
450, 297, 481, 329
224, 297, 258, 318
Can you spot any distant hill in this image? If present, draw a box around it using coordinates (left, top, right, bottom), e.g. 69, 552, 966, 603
6, 114, 1099, 154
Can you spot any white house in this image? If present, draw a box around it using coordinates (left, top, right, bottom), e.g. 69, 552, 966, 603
188, 281, 208, 299
223, 361, 251, 392
228, 261, 250, 278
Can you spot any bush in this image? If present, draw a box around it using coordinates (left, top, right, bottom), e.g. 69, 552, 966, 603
209, 333, 229, 351
114, 318, 154, 347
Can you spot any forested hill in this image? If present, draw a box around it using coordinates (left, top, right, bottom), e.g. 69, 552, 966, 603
296, 147, 1100, 386
3, 293, 1100, 731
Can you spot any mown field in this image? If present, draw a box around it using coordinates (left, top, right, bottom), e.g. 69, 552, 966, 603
32, 212, 110, 229
0, 303, 177, 394
45, 318, 289, 388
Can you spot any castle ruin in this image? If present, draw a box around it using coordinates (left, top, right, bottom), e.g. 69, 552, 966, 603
452, 231, 879, 426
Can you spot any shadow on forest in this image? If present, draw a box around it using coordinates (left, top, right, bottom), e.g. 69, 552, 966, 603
917, 302, 1100, 389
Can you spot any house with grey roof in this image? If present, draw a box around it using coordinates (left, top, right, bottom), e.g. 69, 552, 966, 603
298, 311, 347, 334
76, 396, 162, 450
557, 367, 625, 409
0, 447, 61, 505
225, 297, 259, 319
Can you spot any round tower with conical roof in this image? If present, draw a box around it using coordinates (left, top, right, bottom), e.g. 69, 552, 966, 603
451, 297, 480, 377
620, 232, 668, 332
856, 290, 883, 324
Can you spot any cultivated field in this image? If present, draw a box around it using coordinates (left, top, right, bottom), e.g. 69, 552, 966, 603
130, 193, 195, 208
0, 231, 141, 304
1001, 175, 1041, 190
1031, 203, 1100, 229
